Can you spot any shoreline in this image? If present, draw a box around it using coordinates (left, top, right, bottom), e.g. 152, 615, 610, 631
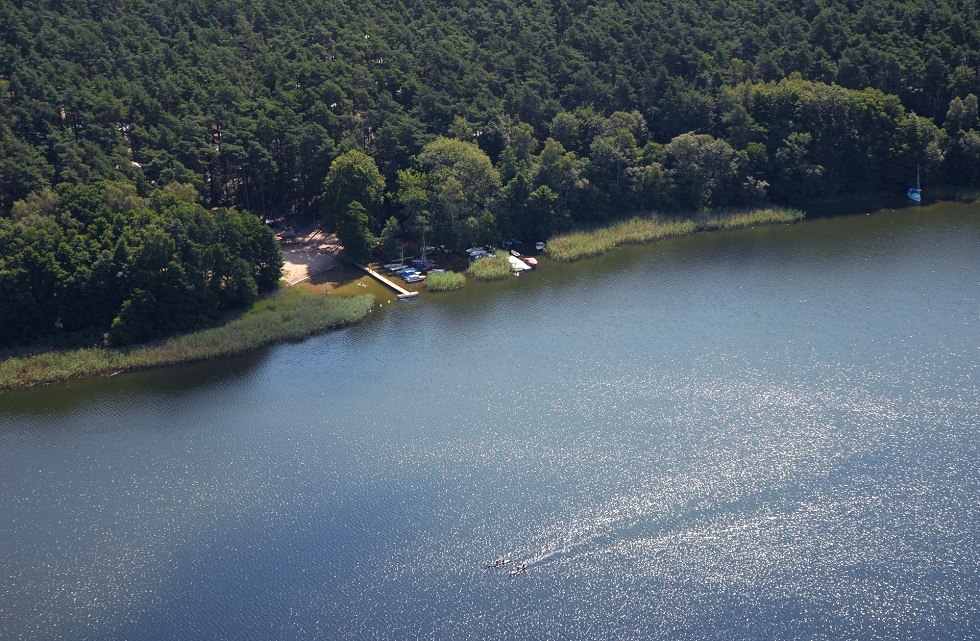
544, 207, 805, 262
0, 289, 374, 391
0, 201, 945, 391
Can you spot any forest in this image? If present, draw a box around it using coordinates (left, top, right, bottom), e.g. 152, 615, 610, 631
1, 0, 978, 345
0, 181, 282, 346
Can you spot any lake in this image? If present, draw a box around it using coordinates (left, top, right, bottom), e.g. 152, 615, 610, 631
1, 202, 978, 641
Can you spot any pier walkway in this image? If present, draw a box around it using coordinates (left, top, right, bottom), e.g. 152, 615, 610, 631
356, 264, 419, 299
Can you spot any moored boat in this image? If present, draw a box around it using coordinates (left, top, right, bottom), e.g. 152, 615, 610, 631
907, 165, 922, 203
508, 255, 531, 272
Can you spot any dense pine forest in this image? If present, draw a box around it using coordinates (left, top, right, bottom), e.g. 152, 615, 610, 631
1, 0, 979, 346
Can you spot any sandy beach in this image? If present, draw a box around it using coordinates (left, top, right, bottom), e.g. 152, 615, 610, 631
280, 227, 342, 285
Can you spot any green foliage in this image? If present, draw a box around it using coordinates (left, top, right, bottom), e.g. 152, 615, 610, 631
0, 0, 976, 269
0, 125, 51, 213
393, 168, 431, 245
733, 79, 949, 198
414, 137, 501, 249
418, 139, 489, 184
378, 216, 401, 260
0, 0, 968, 228
0, 181, 282, 348
336, 201, 375, 263
946, 130, 980, 183
322, 149, 385, 227
523, 185, 562, 239
665, 133, 738, 210
425, 270, 466, 291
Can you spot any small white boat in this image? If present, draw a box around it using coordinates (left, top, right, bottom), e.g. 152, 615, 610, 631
508, 255, 531, 271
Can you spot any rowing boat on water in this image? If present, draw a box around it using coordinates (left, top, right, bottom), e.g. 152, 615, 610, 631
485, 558, 511, 569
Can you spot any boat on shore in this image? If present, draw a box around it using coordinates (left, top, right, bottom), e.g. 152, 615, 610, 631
507, 254, 532, 272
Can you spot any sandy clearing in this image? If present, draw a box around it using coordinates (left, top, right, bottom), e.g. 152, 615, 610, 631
280, 228, 343, 285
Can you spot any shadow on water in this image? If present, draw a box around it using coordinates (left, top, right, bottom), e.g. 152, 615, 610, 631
0, 348, 273, 420
800, 192, 962, 219
102, 481, 431, 641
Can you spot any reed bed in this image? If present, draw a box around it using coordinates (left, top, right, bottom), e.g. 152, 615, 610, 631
425, 270, 466, 291
545, 217, 697, 261
0, 289, 374, 390
546, 207, 804, 261
466, 252, 513, 280
697, 207, 805, 230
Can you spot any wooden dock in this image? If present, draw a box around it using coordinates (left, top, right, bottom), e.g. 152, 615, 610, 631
356, 263, 419, 299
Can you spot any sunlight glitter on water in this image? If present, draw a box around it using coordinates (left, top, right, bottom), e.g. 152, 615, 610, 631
343, 347, 978, 639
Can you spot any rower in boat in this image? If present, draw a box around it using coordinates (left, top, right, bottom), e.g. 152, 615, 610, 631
486, 556, 511, 568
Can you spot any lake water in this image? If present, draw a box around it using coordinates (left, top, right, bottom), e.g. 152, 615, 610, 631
1, 203, 978, 641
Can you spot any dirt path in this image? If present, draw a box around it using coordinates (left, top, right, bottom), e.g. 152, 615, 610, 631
280, 227, 343, 285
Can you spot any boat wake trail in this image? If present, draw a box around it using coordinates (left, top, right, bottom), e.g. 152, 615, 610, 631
519, 514, 630, 569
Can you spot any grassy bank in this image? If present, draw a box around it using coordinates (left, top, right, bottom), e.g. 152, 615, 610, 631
466, 252, 513, 280
426, 270, 466, 291
0, 289, 374, 390
545, 207, 804, 261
